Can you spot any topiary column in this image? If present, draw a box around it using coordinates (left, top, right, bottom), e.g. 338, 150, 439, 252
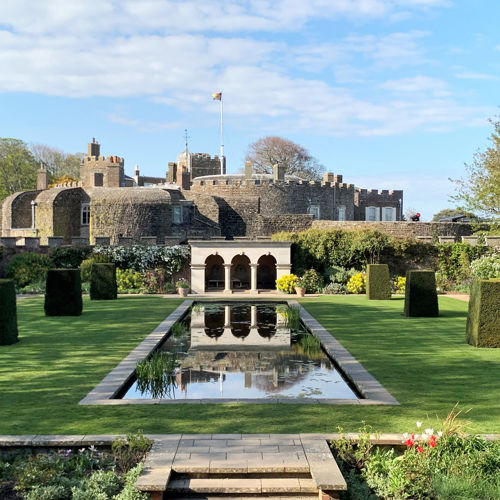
90, 263, 117, 300
44, 269, 83, 316
466, 279, 500, 347
0, 279, 19, 345
366, 264, 391, 300
404, 270, 439, 317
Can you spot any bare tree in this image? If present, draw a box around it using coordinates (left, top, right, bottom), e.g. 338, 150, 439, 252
245, 136, 324, 180
30, 143, 83, 182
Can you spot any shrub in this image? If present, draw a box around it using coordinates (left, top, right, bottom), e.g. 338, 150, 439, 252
346, 272, 366, 294
175, 278, 190, 289
111, 431, 153, 473
392, 276, 406, 294
470, 253, 500, 280
300, 268, 324, 293
322, 282, 347, 295
44, 269, 82, 316
114, 463, 149, 500
90, 263, 117, 300
93, 244, 190, 274
328, 266, 358, 285
116, 268, 143, 293
5, 252, 52, 288
466, 279, 500, 347
50, 246, 92, 269
71, 470, 122, 500
404, 270, 439, 317
0, 279, 18, 345
366, 264, 391, 300
141, 268, 169, 293
275, 274, 299, 293
80, 254, 111, 282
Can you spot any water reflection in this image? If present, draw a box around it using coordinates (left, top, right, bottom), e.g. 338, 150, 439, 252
123, 302, 358, 400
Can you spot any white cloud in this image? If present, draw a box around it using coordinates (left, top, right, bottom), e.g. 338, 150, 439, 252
381, 76, 450, 96
455, 72, 500, 81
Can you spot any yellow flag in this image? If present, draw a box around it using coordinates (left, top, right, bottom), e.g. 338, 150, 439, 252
212, 92, 222, 101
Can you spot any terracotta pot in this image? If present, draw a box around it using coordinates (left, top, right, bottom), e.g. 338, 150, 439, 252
178, 287, 189, 297
295, 286, 305, 297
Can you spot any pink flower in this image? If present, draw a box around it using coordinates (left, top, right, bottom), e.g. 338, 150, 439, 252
417, 446, 423, 453
405, 438, 414, 447
429, 435, 437, 448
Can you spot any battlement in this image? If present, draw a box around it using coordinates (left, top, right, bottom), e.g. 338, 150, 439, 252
80, 140, 125, 188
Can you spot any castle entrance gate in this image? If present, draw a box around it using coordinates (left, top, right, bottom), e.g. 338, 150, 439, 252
190, 239, 291, 294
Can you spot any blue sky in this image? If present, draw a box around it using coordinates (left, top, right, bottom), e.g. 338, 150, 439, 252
1, 0, 499, 220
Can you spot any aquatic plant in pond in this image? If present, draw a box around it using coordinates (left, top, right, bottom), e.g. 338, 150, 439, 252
135, 352, 178, 399
276, 304, 301, 331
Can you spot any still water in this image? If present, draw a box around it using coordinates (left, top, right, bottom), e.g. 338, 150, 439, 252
120, 302, 358, 400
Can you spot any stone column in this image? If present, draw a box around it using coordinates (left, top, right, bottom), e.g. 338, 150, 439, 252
250, 263, 258, 292
224, 305, 231, 327
224, 264, 232, 294
190, 264, 206, 294
250, 305, 257, 327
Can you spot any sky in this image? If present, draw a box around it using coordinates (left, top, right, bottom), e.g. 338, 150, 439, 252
1, 0, 499, 221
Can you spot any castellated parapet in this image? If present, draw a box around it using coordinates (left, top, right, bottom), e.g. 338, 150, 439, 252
80, 138, 125, 188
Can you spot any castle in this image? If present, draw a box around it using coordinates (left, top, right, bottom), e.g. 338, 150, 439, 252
0, 139, 403, 245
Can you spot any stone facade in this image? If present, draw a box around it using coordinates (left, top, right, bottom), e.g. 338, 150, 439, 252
0, 139, 408, 244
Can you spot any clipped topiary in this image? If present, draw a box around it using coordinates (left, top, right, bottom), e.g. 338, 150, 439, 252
0, 279, 19, 345
44, 269, 82, 316
466, 279, 500, 347
366, 264, 391, 300
90, 263, 117, 300
404, 270, 439, 317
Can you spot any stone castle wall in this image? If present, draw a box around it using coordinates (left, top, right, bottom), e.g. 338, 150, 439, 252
354, 189, 403, 220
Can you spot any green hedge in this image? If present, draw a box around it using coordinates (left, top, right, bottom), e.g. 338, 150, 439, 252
44, 269, 82, 316
466, 279, 500, 347
404, 270, 439, 317
0, 279, 18, 345
5, 252, 52, 288
366, 264, 391, 300
90, 263, 117, 300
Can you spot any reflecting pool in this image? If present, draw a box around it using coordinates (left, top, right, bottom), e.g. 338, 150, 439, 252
120, 302, 358, 400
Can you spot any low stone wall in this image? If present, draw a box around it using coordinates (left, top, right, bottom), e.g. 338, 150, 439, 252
312, 220, 481, 241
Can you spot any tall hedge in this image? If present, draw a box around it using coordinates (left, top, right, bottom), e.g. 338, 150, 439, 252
404, 270, 439, 317
466, 279, 500, 347
0, 279, 18, 345
90, 263, 117, 300
366, 264, 391, 300
44, 269, 82, 316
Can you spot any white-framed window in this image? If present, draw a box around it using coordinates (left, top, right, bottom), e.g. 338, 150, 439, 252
81, 203, 90, 225
365, 206, 379, 221
382, 207, 396, 221
308, 205, 320, 220
173, 206, 182, 224
337, 205, 346, 221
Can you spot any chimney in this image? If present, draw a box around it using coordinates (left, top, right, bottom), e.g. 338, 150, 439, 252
323, 172, 334, 183
244, 161, 253, 179
88, 138, 100, 157
37, 164, 48, 190
272, 163, 285, 182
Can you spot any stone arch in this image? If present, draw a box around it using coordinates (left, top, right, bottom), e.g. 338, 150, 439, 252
257, 254, 277, 290
205, 254, 224, 290
231, 254, 250, 290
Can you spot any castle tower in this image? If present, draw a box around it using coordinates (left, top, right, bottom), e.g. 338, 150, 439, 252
80, 139, 125, 188
37, 164, 48, 190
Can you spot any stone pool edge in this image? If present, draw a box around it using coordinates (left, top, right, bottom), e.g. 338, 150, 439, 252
80, 299, 398, 406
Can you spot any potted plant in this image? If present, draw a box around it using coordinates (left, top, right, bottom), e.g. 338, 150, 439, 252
295, 277, 305, 297
176, 279, 190, 297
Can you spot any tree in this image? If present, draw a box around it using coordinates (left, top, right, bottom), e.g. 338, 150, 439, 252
30, 143, 83, 183
452, 118, 500, 219
431, 208, 478, 222
244, 136, 324, 180
0, 138, 38, 201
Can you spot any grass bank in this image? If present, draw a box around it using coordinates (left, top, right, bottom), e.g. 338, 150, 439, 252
0, 295, 498, 435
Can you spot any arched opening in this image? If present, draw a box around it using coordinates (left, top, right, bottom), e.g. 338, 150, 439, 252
230, 304, 250, 338
231, 254, 250, 290
257, 306, 277, 338
205, 254, 224, 291
204, 309, 224, 338
257, 254, 277, 290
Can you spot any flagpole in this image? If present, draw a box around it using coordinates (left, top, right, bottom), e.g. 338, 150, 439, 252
219, 93, 224, 174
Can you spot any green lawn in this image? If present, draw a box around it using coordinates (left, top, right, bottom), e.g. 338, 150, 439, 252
0, 294, 499, 435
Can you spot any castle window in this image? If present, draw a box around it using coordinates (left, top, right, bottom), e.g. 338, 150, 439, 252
365, 206, 379, 221
81, 203, 90, 225
382, 207, 396, 221
173, 206, 182, 224
338, 205, 346, 221
94, 173, 104, 187
308, 205, 320, 220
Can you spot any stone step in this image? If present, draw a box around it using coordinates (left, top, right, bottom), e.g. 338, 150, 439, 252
167, 477, 318, 495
